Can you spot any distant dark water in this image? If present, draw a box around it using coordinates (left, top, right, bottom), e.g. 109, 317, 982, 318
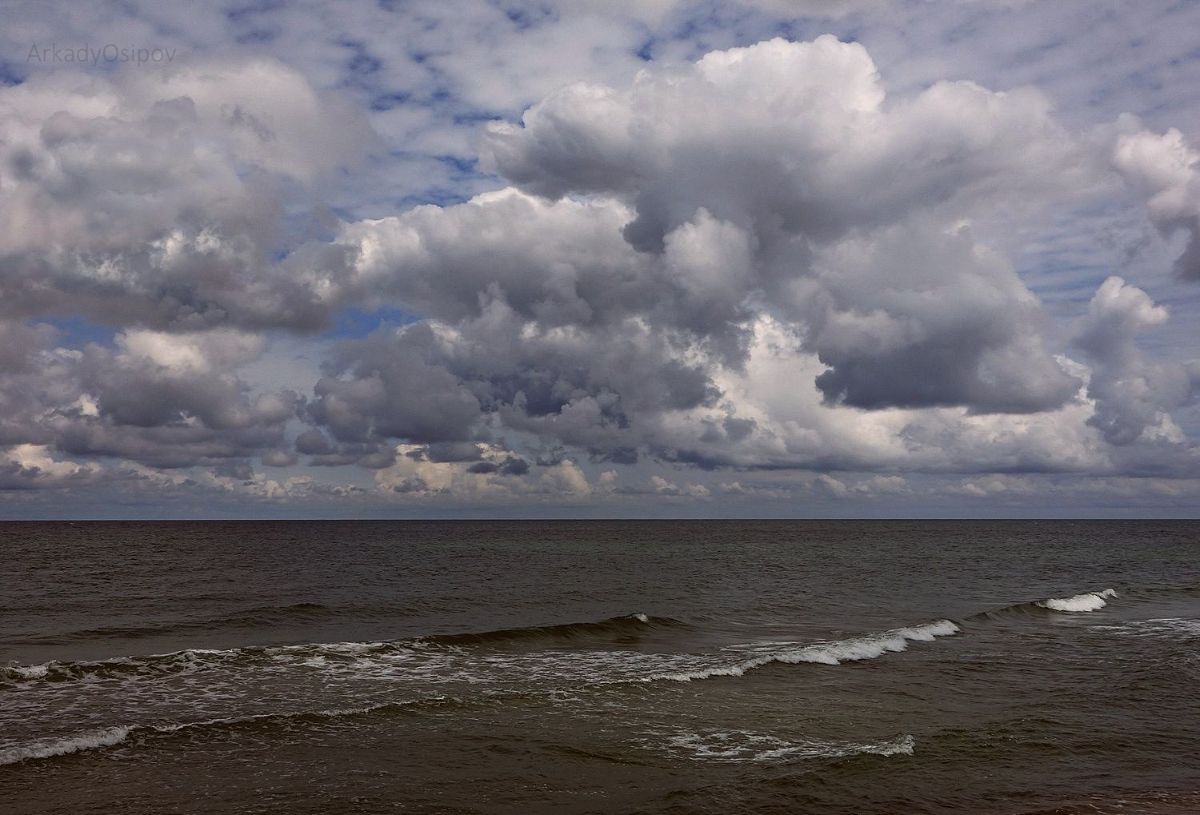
2, 520, 1199, 814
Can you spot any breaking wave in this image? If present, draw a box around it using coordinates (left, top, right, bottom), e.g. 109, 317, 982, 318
968, 588, 1121, 621
0, 696, 458, 767
1, 589, 1131, 692
1037, 589, 1118, 613
0, 726, 133, 766
661, 730, 916, 763
0, 613, 680, 687
2, 646, 287, 685
641, 620, 960, 683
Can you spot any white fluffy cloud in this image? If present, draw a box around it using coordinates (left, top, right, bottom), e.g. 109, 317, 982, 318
1073, 277, 1197, 446
1112, 121, 1200, 280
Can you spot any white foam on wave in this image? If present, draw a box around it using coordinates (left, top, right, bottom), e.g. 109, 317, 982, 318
642, 620, 959, 683
662, 730, 915, 763
2, 614, 958, 698
1, 616, 665, 687
1038, 588, 1117, 613
0, 695, 455, 767
0, 726, 132, 766
0, 639, 415, 686
3, 663, 50, 680
1091, 617, 1200, 638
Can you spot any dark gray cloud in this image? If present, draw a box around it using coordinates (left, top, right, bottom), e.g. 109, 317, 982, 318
308, 323, 483, 446
804, 220, 1080, 412
0, 327, 298, 473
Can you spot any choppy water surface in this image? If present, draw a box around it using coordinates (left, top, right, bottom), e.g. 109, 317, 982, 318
2, 520, 1198, 814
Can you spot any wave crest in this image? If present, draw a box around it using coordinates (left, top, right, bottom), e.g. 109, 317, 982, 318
0, 726, 132, 766
967, 588, 1121, 621
1037, 589, 1117, 613
419, 613, 682, 647
662, 730, 915, 763
642, 620, 959, 683
0, 696, 457, 767
1, 613, 681, 687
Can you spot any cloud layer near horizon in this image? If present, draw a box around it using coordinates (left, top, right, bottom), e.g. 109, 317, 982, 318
1, 1, 1199, 516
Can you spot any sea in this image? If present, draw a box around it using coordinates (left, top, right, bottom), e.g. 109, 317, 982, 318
1, 520, 1198, 814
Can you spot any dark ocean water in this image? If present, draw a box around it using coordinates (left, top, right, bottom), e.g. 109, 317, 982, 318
2, 520, 1199, 814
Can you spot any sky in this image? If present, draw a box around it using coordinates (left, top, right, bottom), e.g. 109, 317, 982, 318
1, 0, 1199, 518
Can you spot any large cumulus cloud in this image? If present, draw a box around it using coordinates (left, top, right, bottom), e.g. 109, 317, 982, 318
482, 35, 1093, 245
300, 36, 1126, 478
480, 36, 1086, 412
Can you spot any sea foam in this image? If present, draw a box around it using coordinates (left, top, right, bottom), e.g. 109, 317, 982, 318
643, 619, 959, 683
0, 613, 679, 687
0, 696, 457, 767
0, 726, 133, 766
1037, 588, 1117, 613
663, 730, 915, 763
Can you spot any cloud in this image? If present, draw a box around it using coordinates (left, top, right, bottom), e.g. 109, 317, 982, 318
947, 474, 1037, 498
480, 36, 1086, 411
0, 57, 374, 330
307, 323, 484, 447
0, 444, 96, 490
648, 474, 710, 497
804, 219, 1079, 412
1073, 276, 1197, 446
295, 36, 1147, 477
1, 8, 1199, 514
0, 324, 299, 473
484, 36, 1089, 243
372, 442, 589, 500
1112, 121, 1200, 280
292, 35, 1200, 487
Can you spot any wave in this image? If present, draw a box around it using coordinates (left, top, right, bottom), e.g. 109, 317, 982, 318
1037, 588, 1117, 613
2, 647, 268, 685
0, 637, 449, 686
1090, 617, 1200, 638
1, 588, 1128, 691
0, 696, 457, 767
641, 620, 959, 683
1, 613, 679, 687
419, 613, 682, 647
662, 730, 915, 763
0, 726, 133, 766
10, 603, 341, 645
967, 588, 1120, 621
